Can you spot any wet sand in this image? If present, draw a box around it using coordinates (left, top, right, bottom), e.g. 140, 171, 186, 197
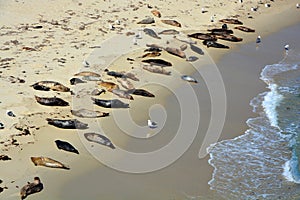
1, 0, 300, 199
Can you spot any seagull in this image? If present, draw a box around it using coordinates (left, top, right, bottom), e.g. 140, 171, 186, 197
251, 7, 257, 11
210, 16, 214, 22
148, 120, 158, 129
108, 24, 115, 30
256, 35, 261, 44
115, 20, 121, 25
0, 122, 4, 129
82, 60, 90, 68
136, 31, 142, 39
6, 110, 16, 117
297, 3, 300, 8
284, 44, 289, 51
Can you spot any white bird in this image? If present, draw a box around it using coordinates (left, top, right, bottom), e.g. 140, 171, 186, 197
210, 16, 214, 22
115, 20, 121, 25
148, 120, 158, 129
256, 35, 261, 44
251, 7, 257, 11
297, 3, 300, 8
108, 24, 115, 30
136, 31, 142, 39
284, 44, 289, 51
265, 3, 271, 7
82, 60, 90, 68
133, 37, 137, 45
181, 75, 198, 83
0, 122, 4, 129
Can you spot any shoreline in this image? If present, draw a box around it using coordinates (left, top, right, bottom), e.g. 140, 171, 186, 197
0, 0, 300, 199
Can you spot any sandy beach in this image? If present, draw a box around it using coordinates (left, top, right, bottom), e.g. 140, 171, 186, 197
1, 0, 300, 199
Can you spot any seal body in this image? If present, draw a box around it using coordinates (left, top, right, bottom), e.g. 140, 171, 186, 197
31, 81, 70, 92
74, 71, 101, 77
117, 78, 135, 90
203, 40, 229, 49
91, 98, 129, 108
219, 19, 243, 25
142, 65, 171, 75
141, 58, 172, 67
161, 20, 181, 27
46, 118, 88, 129
70, 78, 86, 85
31, 157, 70, 170
55, 140, 79, 154
127, 89, 155, 97
164, 47, 186, 58
208, 28, 233, 35
143, 28, 161, 39
71, 109, 109, 118
158, 29, 179, 35
214, 34, 243, 42
98, 81, 119, 91
111, 89, 134, 100
234, 26, 255, 32
35, 96, 69, 106
188, 33, 216, 41
84, 132, 115, 149
20, 177, 43, 200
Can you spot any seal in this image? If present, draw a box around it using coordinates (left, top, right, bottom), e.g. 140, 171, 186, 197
203, 40, 229, 49
46, 118, 88, 129
219, 19, 243, 25
142, 65, 171, 75
74, 71, 101, 77
151, 10, 161, 18
71, 108, 109, 118
181, 75, 198, 83
158, 29, 179, 35
139, 52, 161, 58
55, 140, 79, 154
214, 34, 243, 42
117, 78, 135, 90
107, 71, 125, 78
31, 81, 70, 92
31, 157, 70, 170
144, 47, 162, 52
35, 96, 69, 106
70, 77, 86, 85
98, 81, 119, 92
91, 97, 129, 108
141, 58, 172, 67
164, 47, 186, 58
190, 44, 204, 55
208, 28, 234, 35
188, 33, 217, 41
84, 132, 115, 149
20, 177, 43, 200
234, 26, 255, 32
127, 89, 155, 97
82, 76, 102, 81
125, 72, 140, 81
112, 89, 134, 100
161, 19, 181, 27
144, 28, 161, 39
137, 17, 155, 24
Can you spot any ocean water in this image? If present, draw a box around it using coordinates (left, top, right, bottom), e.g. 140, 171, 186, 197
208, 49, 300, 199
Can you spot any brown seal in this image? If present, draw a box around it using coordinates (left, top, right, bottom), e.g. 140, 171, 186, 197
234, 26, 255, 32
35, 96, 69, 106
142, 65, 171, 75
31, 157, 70, 170
151, 10, 161, 18
74, 71, 101, 77
98, 81, 119, 92
219, 19, 243, 25
161, 19, 181, 27
111, 89, 134, 100
71, 109, 109, 118
117, 78, 135, 90
20, 177, 43, 200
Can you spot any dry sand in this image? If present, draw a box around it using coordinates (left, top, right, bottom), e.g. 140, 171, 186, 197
0, 0, 300, 199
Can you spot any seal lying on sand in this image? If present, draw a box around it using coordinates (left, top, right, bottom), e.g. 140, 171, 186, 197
234, 26, 255, 32
190, 44, 204, 55
144, 47, 162, 52
219, 19, 243, 25
137, 17, 155, 24
127, 89, 155, 97
70, 78, 86, 85
71, 109, 109, 118
35, 96, 69, 106
31, 157, 70, 170
158, 29, 179, 35
151, 10, 161, 18
84, 132, 115, 149
20, 177, 43, 200
46, 118, 88, 129
164, 47, 186, 58
161, 19, 181, 27
181, 75, 198, 83
214, 34, 243, 42
203, 40, 229, 49
139, 52, 161, 58
111, 89, 134, 100
142, 65, 171, 75
74, 71, 101, 77
117, 78, 135, 90
98, 81, 119, 91
55, 140, 79, 154
144, 28, 161, 39
31, 81, 70, 92
208, 28, 234, 35
142, 58, 172, 67
107, 71, 125, 78
91, 98, 129, 108
188, 33, 217, 41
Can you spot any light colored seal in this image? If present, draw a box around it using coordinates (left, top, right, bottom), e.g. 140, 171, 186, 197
84, 132, 115, 149
31, 157, 70, 170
